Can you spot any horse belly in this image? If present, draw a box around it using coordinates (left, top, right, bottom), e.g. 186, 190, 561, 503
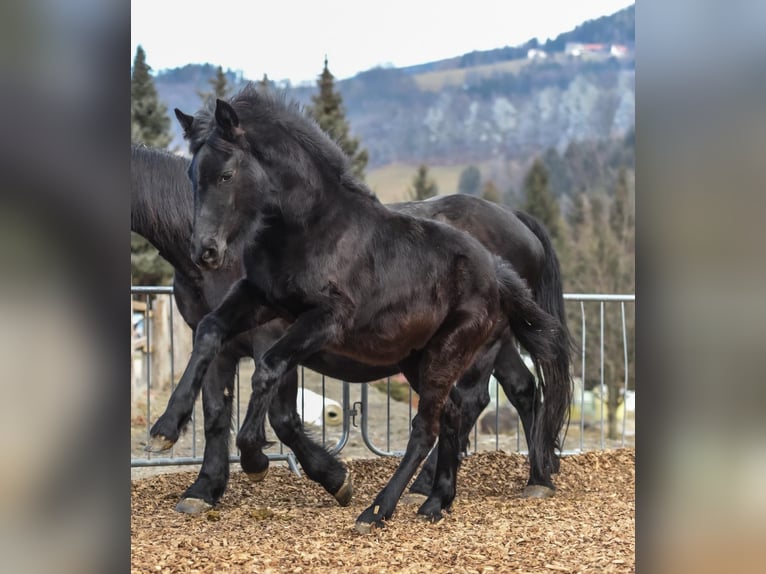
330, 316, 439, 366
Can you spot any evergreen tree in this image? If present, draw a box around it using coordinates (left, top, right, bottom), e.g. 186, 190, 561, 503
541, 147, 572, 198
480, 180, 501, 203
522, 158, 563, 244
457, 165, 482, 196
198, 65, 230, 103
609, 167, 633, 244
131, 45, 173, 285
130, 46, 172, 148
563, 182, 635, 439
564, 140, 603, 195
131, 233, 174, 285
567, 190, 589, 239
408, 165, 438, 200
308, 57, 369, 181
258, 73, 271, 92
502, 184, 518, 207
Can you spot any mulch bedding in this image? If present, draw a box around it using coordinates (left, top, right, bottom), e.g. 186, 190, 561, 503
131, 449, 634, 574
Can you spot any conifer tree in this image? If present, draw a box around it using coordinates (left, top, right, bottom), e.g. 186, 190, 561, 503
198, 65, 230, 103
130, 45, 173, 284
130, 233, 174, 285
457, 165, 482, 196
563, 182, 635, 440
307, 57, 369, 181
480, 180, 501, 203
258, 73, 271, 92
408, 165, 438, 200
541, 146, 572, 198
522, 158, 563, 244
609, 167, 633, 245
130, 46, 172, 148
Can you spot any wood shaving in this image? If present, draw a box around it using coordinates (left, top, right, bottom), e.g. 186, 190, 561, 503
132, 449, 634, 573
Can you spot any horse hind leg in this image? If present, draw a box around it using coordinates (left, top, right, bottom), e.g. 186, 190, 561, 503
494, 337, 556, 498
265, 369, 352, 506
407, 341, 498, 500
355, 310, 491, 531
414, 386, 463, 521
356, 375, 469, 530
237, 392, 271, 483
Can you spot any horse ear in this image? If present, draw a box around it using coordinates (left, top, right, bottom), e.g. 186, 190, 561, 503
214, 99, 242, 141
174, 109, 195, 138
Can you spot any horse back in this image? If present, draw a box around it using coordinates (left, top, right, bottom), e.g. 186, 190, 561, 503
392, 195, 545, 287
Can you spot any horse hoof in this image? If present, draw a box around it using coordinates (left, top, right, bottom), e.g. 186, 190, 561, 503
521, 484, 555, 499
400, 492, 428, 506
145, 435, 175, 453
175, 498, 212, 514
417, 511, 444, 523
333, 473, 353, 507
246, 469, 269, 483
416, 497, 447, 522
354, 520, 380, 534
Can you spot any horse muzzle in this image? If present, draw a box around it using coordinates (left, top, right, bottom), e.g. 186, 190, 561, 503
192, 238, 226, 270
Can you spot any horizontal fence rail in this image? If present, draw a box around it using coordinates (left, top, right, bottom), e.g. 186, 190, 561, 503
130, 287, 634, 470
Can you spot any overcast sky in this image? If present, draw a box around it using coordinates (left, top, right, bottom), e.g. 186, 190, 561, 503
132, 0, 633, 85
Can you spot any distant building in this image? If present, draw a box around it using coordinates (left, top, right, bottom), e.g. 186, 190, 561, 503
566, 42, 630, 58
584, 43, 607, 53
610, 44, 629, 58
527, 48, 548, 60
565, 42, 608, 56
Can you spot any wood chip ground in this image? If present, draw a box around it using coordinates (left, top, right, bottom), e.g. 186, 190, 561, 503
132, 449, 634, 573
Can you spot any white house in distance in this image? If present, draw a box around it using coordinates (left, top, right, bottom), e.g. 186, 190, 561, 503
529, 43, 632, 61
565, 42, 631, 58
610, 44, 629, 58
527, 48, 548, 60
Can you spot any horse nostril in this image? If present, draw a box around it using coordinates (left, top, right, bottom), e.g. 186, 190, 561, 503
201, 247, 217, 263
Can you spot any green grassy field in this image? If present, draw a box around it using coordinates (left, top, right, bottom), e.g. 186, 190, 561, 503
413, 58, 531, 92
412, 52, 611, 92
366, 163, 460, 202
367, 162, 494, 203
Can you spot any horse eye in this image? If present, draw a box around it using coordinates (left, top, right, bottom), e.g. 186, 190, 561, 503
220, 172, 233, 183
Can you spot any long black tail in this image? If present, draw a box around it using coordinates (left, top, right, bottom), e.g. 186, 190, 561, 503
514, 210, 574, 476
493, 259, 561, 371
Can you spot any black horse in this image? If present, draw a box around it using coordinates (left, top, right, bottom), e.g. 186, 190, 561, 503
132, 143, 572, 514
132, 144, 385, 512
146, 85, 571, 531
133, 143, 572, 515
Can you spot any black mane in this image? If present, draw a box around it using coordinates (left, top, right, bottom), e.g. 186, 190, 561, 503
187, 83, 377, 202
131, 144, 196, 275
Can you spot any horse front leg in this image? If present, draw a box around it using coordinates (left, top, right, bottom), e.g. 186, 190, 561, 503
147, 279, 260, 452
235, 309, 346, 484
263, 368, 353, 506
174, 351, 238, 513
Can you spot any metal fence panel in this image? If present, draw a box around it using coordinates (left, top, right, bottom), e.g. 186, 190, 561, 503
131, 287, 634, 468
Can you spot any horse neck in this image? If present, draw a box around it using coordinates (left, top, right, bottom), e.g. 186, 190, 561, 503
130, 155, 200, 280
268, 157, 380, 228
245, 112, 380, 223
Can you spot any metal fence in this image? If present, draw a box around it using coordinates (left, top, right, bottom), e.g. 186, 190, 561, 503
130, 286, 634, 469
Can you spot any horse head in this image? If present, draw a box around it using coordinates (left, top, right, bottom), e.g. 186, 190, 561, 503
175, 100, 274, 271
